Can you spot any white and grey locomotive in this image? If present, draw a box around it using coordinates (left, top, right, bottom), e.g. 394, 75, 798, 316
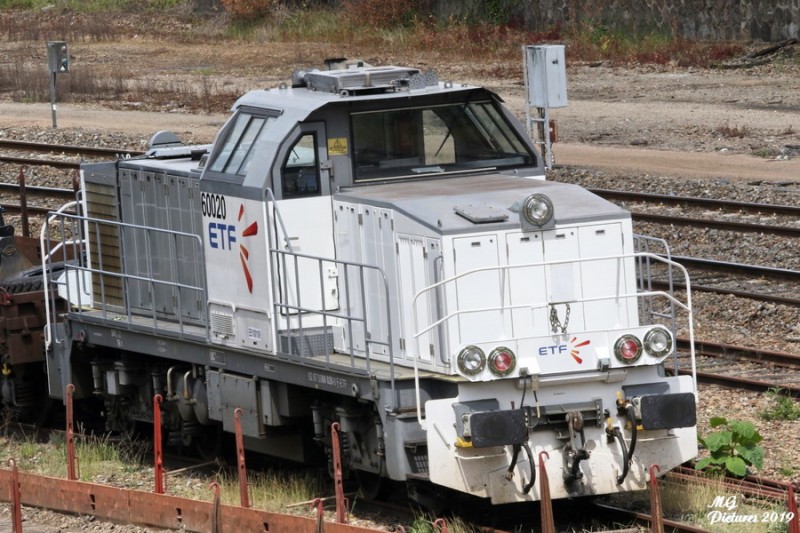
39, 61, 698, 504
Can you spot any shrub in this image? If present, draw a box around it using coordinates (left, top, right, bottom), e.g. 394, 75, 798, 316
341, 0, 432, 29
220, 0, 279, 20
696, 417, 764, 477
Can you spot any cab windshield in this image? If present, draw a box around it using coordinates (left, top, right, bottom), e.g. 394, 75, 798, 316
351, 100, 536, 182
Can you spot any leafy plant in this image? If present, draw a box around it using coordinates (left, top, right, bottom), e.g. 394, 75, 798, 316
696, 417, 764, 477
760, 387, 800, 421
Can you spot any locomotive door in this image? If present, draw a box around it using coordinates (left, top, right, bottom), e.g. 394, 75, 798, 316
271, 123, 339, 329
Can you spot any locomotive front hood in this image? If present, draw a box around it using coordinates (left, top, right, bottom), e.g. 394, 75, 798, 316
335, 174, 628, 235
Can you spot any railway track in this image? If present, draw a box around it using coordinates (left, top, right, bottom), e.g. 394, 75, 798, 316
672, 338, 800, 395
590, 188, 800, 219
0, 138, 143, 160
595, 465, 799, 533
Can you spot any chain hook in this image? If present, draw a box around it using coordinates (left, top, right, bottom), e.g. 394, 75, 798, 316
549, 302, 570, 334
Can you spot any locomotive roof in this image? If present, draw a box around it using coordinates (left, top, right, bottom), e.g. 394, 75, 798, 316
231, 78, 486, 114
335, 174, 629, 235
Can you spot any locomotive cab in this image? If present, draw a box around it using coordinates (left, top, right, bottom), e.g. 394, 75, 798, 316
43, 60, 698, 506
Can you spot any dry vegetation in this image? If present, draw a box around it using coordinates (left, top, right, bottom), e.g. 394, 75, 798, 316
0, 1, 751, 115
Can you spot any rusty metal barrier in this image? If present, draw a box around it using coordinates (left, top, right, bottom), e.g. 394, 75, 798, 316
331, 422, 347, 523
233, 407, 251, 508
789, 482, 799, 533
154, 394, 166, 494
65, 384, 78, 481
649, 464, 664, 533
538, 451, 553, 533
0, 468, 384, 533
7, 459, 22, 532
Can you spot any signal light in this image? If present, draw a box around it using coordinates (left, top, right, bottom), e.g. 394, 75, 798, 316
457, 345, 485, 376
521, 193, 553, 226
614, 334, 642, 364
57, 44, 69, 72
488, 347, 516, 376
644, 326, 673, 358
47, 40, 69, 74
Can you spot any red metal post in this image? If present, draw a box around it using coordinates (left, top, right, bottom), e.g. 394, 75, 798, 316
18, 168, 29, 238
8, 459, 22, 533
310, 497, 325, 532
153, 394, 165, 494
649, 464, 664, 533
538, 451, 554, 533
234, 407, 250, 508
432, 518, 448, 533
209, 482, 222, 533
65, 383, 77, 481
331, 422, 347, 523
789, 482, 799, 533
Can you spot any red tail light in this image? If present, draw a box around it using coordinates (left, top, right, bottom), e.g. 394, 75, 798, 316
488, 347, 516, 376
614, 335, 642, 364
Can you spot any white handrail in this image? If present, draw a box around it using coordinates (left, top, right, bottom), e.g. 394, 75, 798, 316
410, 251, 695, 429
41, 201, 80, 350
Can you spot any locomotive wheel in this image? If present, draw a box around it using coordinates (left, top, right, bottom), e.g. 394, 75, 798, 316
194, 425, 223, 460
355, 468, 391, 501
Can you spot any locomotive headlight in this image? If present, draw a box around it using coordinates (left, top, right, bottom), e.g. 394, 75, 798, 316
614, 334, 642, 364
488, 347, 516, 376
457, 345, 486, 375
521, 193, 554, 226
644, 326, 673, 358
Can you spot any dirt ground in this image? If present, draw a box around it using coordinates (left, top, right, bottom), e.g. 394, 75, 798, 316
1, 38, 799, 181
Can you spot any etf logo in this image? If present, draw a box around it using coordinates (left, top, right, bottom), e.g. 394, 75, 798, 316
538, 337, 591, 364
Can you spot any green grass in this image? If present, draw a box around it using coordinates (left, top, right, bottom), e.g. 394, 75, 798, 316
659, 476, 791, 533
760, 388, 800, 421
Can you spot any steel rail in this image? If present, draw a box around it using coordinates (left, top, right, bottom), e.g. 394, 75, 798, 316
0, 183, 73, 197
632, 211, 800, 238
652, 279, 800, 306
670, 255, 800, 282
667, 339, 800, 394
0, 138, 144, 158
0, 155, 80, 169
1, 204, 71, 217
593, 502, 712, 533
670, 465, 790, 502
686, 367, 800, 394
590, 188, 800, 217
678, 338, 800, 368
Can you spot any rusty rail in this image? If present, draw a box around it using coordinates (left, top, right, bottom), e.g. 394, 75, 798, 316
0, 468, 384, 533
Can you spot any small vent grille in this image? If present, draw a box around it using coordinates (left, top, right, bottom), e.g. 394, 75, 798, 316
210, 312, 235, 338
405, 442, 429, 474
278, 328, 334, 357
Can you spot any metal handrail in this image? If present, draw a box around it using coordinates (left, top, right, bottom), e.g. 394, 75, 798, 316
410, 251, 696, 429
42, 210, 208, 344
265, 198, 399, 409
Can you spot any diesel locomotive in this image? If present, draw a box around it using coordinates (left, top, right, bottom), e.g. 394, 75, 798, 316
27, 59, 698, 504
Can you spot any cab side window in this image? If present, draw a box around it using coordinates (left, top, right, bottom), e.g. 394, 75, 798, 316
282, 134, 320, 199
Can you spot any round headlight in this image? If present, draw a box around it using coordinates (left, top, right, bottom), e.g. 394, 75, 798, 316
522, 193, 554, 226
488, 347, 516, 376
614, 334, 642, 364
644, 327, 673, 358
457, 345, 486, 375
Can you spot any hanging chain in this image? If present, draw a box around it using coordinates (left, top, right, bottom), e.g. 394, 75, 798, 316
549, 303, 571, 334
